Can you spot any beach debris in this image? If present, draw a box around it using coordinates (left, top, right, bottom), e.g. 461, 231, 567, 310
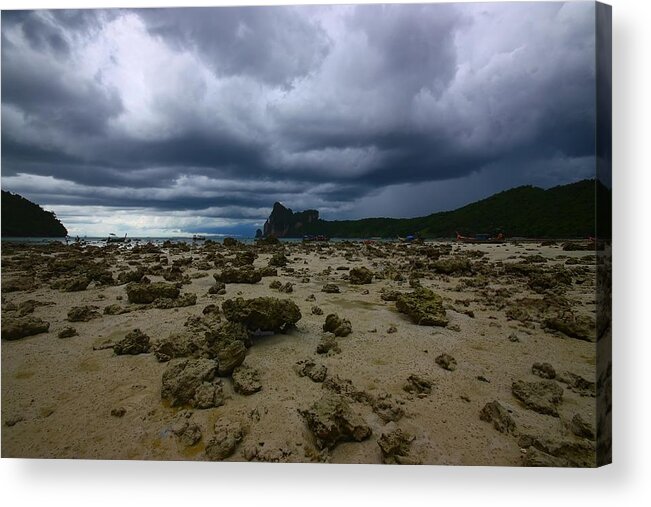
160, 358, 223, 408
294, 359, 327, 383
299, 393, 372, 450
378, 428, 418, 464
57, 326, 77, 339
205, 419, 244, 460
110, 407, 126, 418
322, 313, 352, 337
214, 267, 261, 284
396, 288, 448, 327
532, 362, 556, 379
311, 305, 324, 315
231, 364, 262, 395
321, 284, 340, 293
2, 316, 50, 340
349, 266, 374, 284
222, 296, 301, 332
126, 282, 179, 304
435, 353, 457, 371
269, 280, 282, 290
479, 401, 517, 434
511, 380, 564, 417
387, 325, 398, 334
113, 329, 151, 355
508, 333, 521, 342
67, 305, 101, 322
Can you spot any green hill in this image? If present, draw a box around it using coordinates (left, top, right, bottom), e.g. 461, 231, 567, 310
1, 190, 68, 237
264, 179, 609, 239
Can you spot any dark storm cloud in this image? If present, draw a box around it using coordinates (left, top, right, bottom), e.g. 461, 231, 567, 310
0, 3, 598, 235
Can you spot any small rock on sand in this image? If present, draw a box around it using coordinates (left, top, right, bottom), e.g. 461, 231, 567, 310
231, 364, 262, 395
435, 353, 457, 371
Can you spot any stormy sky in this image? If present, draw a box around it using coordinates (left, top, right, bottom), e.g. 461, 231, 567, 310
1, 2, 597, 237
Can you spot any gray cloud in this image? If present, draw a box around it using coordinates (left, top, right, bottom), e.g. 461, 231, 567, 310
1, 3, 597, 236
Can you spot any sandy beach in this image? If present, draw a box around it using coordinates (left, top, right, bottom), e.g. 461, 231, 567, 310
1, 239, 598, 465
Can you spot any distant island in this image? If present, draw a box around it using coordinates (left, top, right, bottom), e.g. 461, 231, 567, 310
1, 190, 68, 237
263, 179, 610, 239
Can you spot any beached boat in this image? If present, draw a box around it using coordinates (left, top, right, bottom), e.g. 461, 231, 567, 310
456, 231, 506, 244
106, 233, 129, 244
302, 235, 329, 242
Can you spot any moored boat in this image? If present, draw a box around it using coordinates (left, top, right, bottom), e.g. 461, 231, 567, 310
456, 231, 505, 244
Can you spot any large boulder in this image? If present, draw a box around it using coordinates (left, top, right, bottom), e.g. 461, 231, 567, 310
214, 268, 261, 284
161, 358, 222, 408
222, 297, 301, 332
2, 316, 50, 340
512, 380, 564, 417
113, 329, 151, 355
348, 267, 374, 284
299, 393, 371, 450
396, 288, 448, 326
126, 282, 180, 304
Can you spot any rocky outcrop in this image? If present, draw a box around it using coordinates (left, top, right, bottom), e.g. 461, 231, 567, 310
222, 297, 301, 332
231, 364, 262, 395
160, 358, 223, 408
126, 282, 180, 304
214, 268, 261, 284
2, 316, 50, 340
322, 314, 352, 337
349, 267, 373, 284
479, 401, 517, 434
205, 419, 244, 460
512, 380, 564, 417
1, 190, 68, 237
396, 288, 448, 327
113, 329, 151, 355
299, 394, 371, 450
262, 202, 319, 238
378, 428, 417, 464
67, 305, 101, 322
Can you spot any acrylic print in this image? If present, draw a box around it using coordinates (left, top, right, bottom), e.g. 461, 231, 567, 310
1, 2, 611, 466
